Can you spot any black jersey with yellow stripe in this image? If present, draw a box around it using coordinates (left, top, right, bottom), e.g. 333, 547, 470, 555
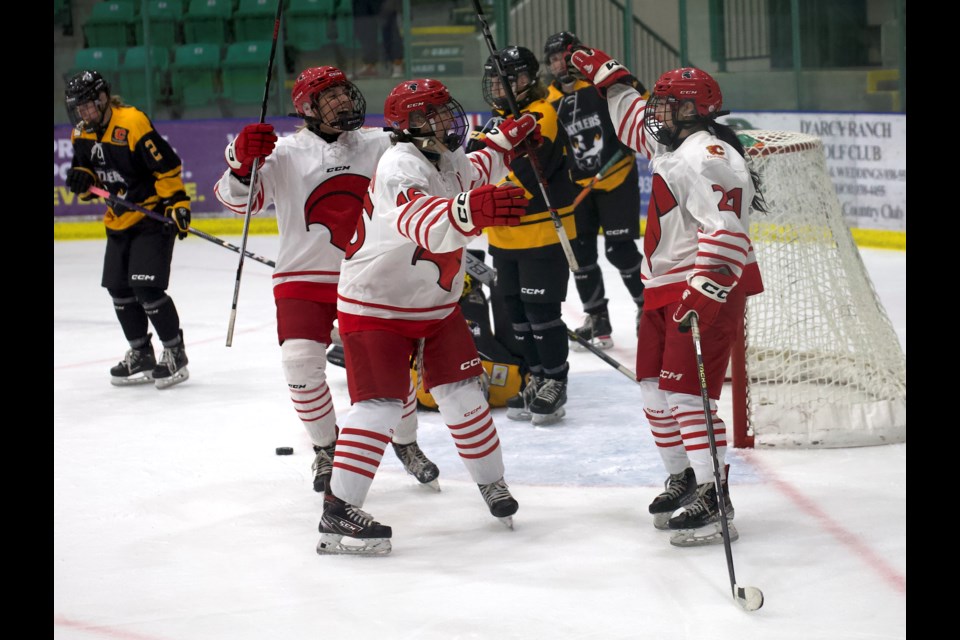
70, 104, 189, 231
548, 79, 637, 191
484, 98, 579, 258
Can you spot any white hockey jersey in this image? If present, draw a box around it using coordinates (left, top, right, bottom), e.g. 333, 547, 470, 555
337, 143, 508, 330
606, 84, 763, 311
214, 127, 393, 302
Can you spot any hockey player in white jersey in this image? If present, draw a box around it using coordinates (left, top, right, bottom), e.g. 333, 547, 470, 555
317, 78, 541, 556
214, 66, 439, 496
569, 47, 767, 546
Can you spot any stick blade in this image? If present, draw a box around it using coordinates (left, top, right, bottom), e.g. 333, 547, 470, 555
734, 584, 764, 611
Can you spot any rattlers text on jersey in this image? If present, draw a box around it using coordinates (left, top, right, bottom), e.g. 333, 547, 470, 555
70, 105, 189, 231
337, 143, 510, 328
605, 84, 764, 310
214, 127, 392, 303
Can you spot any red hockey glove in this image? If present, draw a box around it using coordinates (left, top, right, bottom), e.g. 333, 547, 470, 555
225, 123, 277, 177
569, 46, 631, 90
449, 184, 528, 237
483, 113, 543, 164
673, 271, 737, 332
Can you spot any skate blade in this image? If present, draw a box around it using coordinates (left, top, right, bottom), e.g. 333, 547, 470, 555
417, 478, 441, 492
110, 373, 154, 386
316, 533, 392, 556
155, 367, 189, 389
570, 336, 614, 351
652, 512, 673, 530
497, 516, 515, 530
505, 408, 532, 421
669, 522, 739, 547
531, 407, 566, 426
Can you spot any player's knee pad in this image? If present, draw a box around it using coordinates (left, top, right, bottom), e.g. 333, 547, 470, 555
604, 240, 642, 272
282, 339, 336, 439
501, 293, 527, 324
430, 376, 488, 421
344, 398, 404, 440
523, 301, 562, 326
573, 236, 599, 265
642, 379, 689, 473
132, 286, 168, 306
281, 339, 329, 385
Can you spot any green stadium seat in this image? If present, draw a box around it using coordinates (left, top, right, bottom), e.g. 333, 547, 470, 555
221, 40, 277, 104
285, 0, 335, 52
182, 0, 234, 45
118, 46, 171, 109
233, 0, 277, 42
83, 1, 136, 48
135, 1, 184, 47
170, 42, 222, 107
67, 47, 123, 89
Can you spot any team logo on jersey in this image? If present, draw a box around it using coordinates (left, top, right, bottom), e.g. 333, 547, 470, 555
111, 127, 128, 143
90, 142, 105, 164
303, 174, 371, 251
706, 145, 725, 157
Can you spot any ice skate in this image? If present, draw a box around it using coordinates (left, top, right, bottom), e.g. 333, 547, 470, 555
505, 375, 542, 421
649, 467, 697, 530
110, 335, 157, 386
392, 441, 440, 491
153, 331, 189, 389
570, 310, 613, 350
317, 493, 392, 556
668, 478, 737, 548
311, 444, 335, 493
479, 478, 518, 529
529, 378, 567, 426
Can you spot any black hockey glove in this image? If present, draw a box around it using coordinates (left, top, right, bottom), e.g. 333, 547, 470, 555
164, 200, 191, 240
66, 167, 97, 195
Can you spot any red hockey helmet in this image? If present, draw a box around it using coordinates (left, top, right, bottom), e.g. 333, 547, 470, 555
291, 66, 366, 131
644, 67, 724, 147
384, 78, 468, 153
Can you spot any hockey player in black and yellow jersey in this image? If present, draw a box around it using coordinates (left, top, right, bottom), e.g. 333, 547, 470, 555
65, 70, 191, 389
474, 46, 580, 426
544, 32, 648, 351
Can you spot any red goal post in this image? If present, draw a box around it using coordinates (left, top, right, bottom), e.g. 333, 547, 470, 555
730, 130, 906, 449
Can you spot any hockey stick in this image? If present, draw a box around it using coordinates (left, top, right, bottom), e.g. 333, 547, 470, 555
464, 250, 496, 286
470, 0, 579, 273
566, 328, 639, 383
226, 0, 284, 347
689, 315, 764, 612
570, 149, 629, 210
88, 186, 277, 268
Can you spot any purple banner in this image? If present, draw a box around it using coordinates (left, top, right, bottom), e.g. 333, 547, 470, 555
54, 113, 650, 217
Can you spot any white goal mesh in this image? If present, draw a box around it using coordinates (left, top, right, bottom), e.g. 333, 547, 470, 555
732, 130, 906, 448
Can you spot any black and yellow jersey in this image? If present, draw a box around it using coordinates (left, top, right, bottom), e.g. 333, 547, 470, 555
548, 79, 637, 192
70, 104, 189, 231
483, 98, 579, 257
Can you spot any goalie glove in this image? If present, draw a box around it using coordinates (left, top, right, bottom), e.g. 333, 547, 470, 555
483, 113, 543, 165
673, 271, 737, 332
448, 184, 528, 237
569, 46, 632, 91
225, 123, 277, 178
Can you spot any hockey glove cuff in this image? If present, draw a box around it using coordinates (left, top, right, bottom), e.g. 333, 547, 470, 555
484, 113, 543, 164
449, 184, 528, 237
226, 123, 277, 177
673, 271, 737, 332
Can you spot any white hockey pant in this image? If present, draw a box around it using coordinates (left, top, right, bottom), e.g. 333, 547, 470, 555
431, 377, 505, 485
282, 339, 337, 447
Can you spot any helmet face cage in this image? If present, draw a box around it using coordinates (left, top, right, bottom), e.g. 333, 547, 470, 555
482, 46, 540, 110
543, 32, 580, 83
384, 79, 468, 153
292, 66, 366, 131
65, 70, 109, 132
643, 68, 723, 146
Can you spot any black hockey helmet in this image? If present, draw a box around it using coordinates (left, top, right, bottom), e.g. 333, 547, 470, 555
543, 32, 582, 84
65, 70, 111, 132
482, 46, 541, 111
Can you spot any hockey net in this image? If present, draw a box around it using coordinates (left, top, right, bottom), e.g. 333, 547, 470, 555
730, 130, 906, 448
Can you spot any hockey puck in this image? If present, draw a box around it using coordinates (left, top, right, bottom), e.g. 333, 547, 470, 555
275, 447, 294, 456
